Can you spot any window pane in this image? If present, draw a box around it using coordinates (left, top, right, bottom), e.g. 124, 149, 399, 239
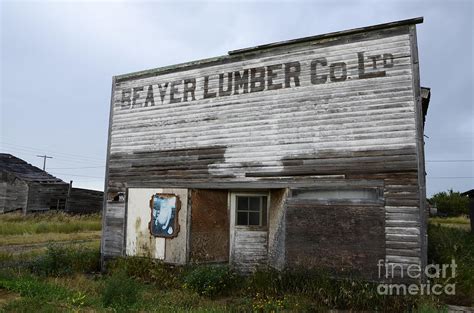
237, 212, 248, 225
237, 196, 248, 210
249, 197, 260, 211
249, 212, 260, 225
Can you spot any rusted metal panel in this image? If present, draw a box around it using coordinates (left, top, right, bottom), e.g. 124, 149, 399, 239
189, 189, 229, 263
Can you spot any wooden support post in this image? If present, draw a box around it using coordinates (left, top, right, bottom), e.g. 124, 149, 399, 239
65, 180, 72, 212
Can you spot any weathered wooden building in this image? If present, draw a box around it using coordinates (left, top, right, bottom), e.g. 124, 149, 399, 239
0, 154, 103, 214
101, 17, 431, 281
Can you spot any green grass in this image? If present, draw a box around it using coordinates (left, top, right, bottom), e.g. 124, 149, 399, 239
0, 212, 470, 312
0, 230, 101, 246
0, 212, 101, 235
0, 249, 45, 263
0, 256, 450, 312
429, 215, 471, 231
430, 215, 470, 225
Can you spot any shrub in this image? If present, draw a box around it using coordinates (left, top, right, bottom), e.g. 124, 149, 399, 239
430, 190, 470, 216
183, 265, 237, 297
108, 256, 184, 289
102, 270, 141, 310
29, 244, 100, 276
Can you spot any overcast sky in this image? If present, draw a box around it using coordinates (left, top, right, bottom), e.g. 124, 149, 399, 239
1, 0, 472, 196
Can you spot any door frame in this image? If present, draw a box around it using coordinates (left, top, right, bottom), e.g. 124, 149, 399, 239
229, 191, 271, 264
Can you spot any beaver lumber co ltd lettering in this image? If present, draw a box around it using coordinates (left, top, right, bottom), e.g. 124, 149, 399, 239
121, 51, 394, 108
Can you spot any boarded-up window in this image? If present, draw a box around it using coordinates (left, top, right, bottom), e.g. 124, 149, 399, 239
190, 189, 229, 263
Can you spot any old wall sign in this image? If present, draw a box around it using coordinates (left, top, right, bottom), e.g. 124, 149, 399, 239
121, 51, 394, 109
149, 193, 180, 238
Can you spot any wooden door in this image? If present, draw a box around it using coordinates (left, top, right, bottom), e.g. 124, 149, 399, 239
230, 192, 269, 273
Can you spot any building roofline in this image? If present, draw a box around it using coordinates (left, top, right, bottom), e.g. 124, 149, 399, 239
0, 153, 66, 184
114, 17, 423, 82
228, 17, 423, 55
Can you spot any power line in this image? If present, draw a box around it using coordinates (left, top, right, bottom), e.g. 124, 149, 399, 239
0, 141, 104, 162
1, 147, 104, 165
429, 177, 474, 179
48, 166, 105, 169
426, 160, 474, 162
49, 172, 104, 179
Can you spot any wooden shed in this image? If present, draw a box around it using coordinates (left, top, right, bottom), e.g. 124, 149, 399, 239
0, 154, 104, 214
0, 153, 69, 213
101, 17, 430, 281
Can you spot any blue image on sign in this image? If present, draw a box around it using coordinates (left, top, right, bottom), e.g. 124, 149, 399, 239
150, 194, 179, 238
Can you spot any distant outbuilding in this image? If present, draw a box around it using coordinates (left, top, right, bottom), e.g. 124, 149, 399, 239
0, 153, 103, 214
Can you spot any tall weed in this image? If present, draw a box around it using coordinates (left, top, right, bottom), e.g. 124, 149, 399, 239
102, 270, 141, 310
29, 244, 100, 276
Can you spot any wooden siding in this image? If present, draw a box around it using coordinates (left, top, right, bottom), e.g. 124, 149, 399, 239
0, 171, 29, 213
102, 20, 425, 280
231, 229, 268, 273
26, 183, 68, 212
103, 201, 125, 257
107, 26, 417, 191
65, 188, 103, 214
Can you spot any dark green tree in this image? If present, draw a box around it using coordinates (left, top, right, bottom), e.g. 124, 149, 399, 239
430, 189, 470, 216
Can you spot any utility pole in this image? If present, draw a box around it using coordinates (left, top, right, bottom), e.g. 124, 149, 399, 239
36, 155, 53, 171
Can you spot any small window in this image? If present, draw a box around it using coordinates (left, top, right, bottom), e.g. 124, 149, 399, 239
236, 195, 267, 227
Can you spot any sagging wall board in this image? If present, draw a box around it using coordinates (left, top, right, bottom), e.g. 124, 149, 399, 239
126, 188, 188, 264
